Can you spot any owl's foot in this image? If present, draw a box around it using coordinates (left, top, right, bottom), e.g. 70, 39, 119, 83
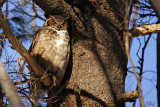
52, 75, 57, 86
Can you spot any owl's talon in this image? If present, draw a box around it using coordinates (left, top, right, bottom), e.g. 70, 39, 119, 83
52, 75, 57, 86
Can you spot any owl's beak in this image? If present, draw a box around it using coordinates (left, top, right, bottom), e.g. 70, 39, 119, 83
58, 25, 62, 29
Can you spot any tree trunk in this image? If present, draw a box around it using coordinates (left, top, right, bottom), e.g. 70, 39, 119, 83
0, 60, 23, 107
33, 0, 127, 106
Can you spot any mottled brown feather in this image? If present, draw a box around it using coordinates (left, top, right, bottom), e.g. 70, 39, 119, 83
29, 15, 70, 86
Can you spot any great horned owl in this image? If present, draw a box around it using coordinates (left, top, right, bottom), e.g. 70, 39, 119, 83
29, 15, 70, 88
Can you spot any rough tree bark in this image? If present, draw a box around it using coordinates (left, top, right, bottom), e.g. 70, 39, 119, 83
1, 0, 160, 106
32, 0, 127, 106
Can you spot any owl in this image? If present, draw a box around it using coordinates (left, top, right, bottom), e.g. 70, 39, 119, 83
29, 15, 70, 88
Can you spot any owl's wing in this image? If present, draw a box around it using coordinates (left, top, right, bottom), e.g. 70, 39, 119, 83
28, 29, 41, 53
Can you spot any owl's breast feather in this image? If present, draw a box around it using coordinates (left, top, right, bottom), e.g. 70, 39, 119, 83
52, 30, 70, 69
31, 27, 70, 83
56, 30, 69, 47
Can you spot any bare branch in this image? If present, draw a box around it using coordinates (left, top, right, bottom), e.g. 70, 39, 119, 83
123, 0, 145, 106
129, 0, 139, 50
0, 9, 52, 86
129, 24, 160, 37
0, 60, 23, 107
122, 91, 139, 102
131, 0, 139, 29
32, 0, 70, 16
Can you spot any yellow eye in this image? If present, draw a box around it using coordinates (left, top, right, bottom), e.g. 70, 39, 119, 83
48, 19, 56, 26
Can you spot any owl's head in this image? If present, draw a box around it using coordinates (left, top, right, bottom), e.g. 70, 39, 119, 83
43, 15, 68, 30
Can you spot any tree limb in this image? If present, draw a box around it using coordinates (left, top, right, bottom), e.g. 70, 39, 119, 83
32, 0, 70, 16
122, 91, 139, 102
123, 0, 144, 106
0, 60, 23, 107
0, 9, 52, 86
129, 24, 160, 37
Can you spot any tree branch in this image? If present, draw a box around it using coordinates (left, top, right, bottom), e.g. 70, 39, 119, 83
0, 60, 23, 107
129, 24, 160, 37
122, 91, 139, 102
0, 9, 52, 86
32, 0, 70, 16
123, 0, 144, 106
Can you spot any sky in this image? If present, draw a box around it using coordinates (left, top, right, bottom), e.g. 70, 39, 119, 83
126, 34, 157, 107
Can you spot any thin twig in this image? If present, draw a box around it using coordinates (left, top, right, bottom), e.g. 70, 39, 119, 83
133, 34, 151, 106
0, 8, 52, 86
123, 0, 145, 106
130, 0, 139, 50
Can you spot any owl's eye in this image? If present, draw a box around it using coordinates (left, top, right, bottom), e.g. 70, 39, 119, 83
48, 19, 56, 26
